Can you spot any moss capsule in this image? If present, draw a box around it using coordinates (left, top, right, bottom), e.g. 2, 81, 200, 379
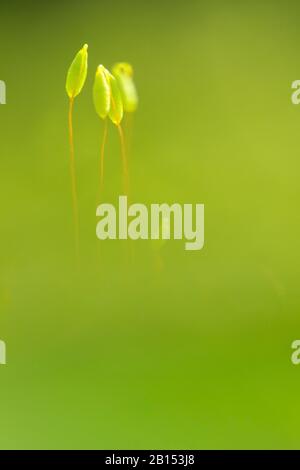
93, 65, 111, 119
107, 72, 123, 125
112, 62, 138, 113
66, 44, 88, 99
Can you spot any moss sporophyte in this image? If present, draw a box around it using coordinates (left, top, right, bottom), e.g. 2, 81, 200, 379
93, 65, 129, 199
112, 63, 138, 113
64, 48, 205, 265
112, 63, 138, 171
66, 44, 88, 262
93, 65, 111, 195
65, 47, 139, 259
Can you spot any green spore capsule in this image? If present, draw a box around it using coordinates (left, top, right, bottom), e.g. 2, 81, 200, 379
112, 62, 138, 113
107, 72, 123, 126
93, 65, 111, 119
65, 43, 88, 264
93, 65, 111, 194
66, 44, 88, 99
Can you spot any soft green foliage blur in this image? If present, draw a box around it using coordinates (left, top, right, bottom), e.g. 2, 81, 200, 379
0, 0, 300, 449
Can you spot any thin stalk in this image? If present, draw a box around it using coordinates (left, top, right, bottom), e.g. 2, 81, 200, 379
117, 124, 129, 198
100, 119, 108, 194
96, 120, 108, 267
68, 97, 80, 263
125, 112, 134, 159
117, 123, 133, 265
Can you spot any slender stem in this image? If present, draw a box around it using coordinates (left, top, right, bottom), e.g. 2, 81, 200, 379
68, 97, 80, 263
117, 123, 133, 265
125, 112, 134, 158
117, 124, 129, 198
100, 119, 108, 194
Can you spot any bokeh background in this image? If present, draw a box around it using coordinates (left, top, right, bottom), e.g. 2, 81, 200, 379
0, 0, 300, 449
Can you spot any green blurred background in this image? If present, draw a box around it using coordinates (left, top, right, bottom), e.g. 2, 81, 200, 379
0, 0, 300, 449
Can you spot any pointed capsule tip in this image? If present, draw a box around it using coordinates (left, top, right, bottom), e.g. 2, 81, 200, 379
83, 44, 88, 51
96, 64, 104, 75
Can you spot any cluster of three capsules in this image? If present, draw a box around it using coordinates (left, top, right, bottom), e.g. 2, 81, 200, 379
65, 44, 138, 258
